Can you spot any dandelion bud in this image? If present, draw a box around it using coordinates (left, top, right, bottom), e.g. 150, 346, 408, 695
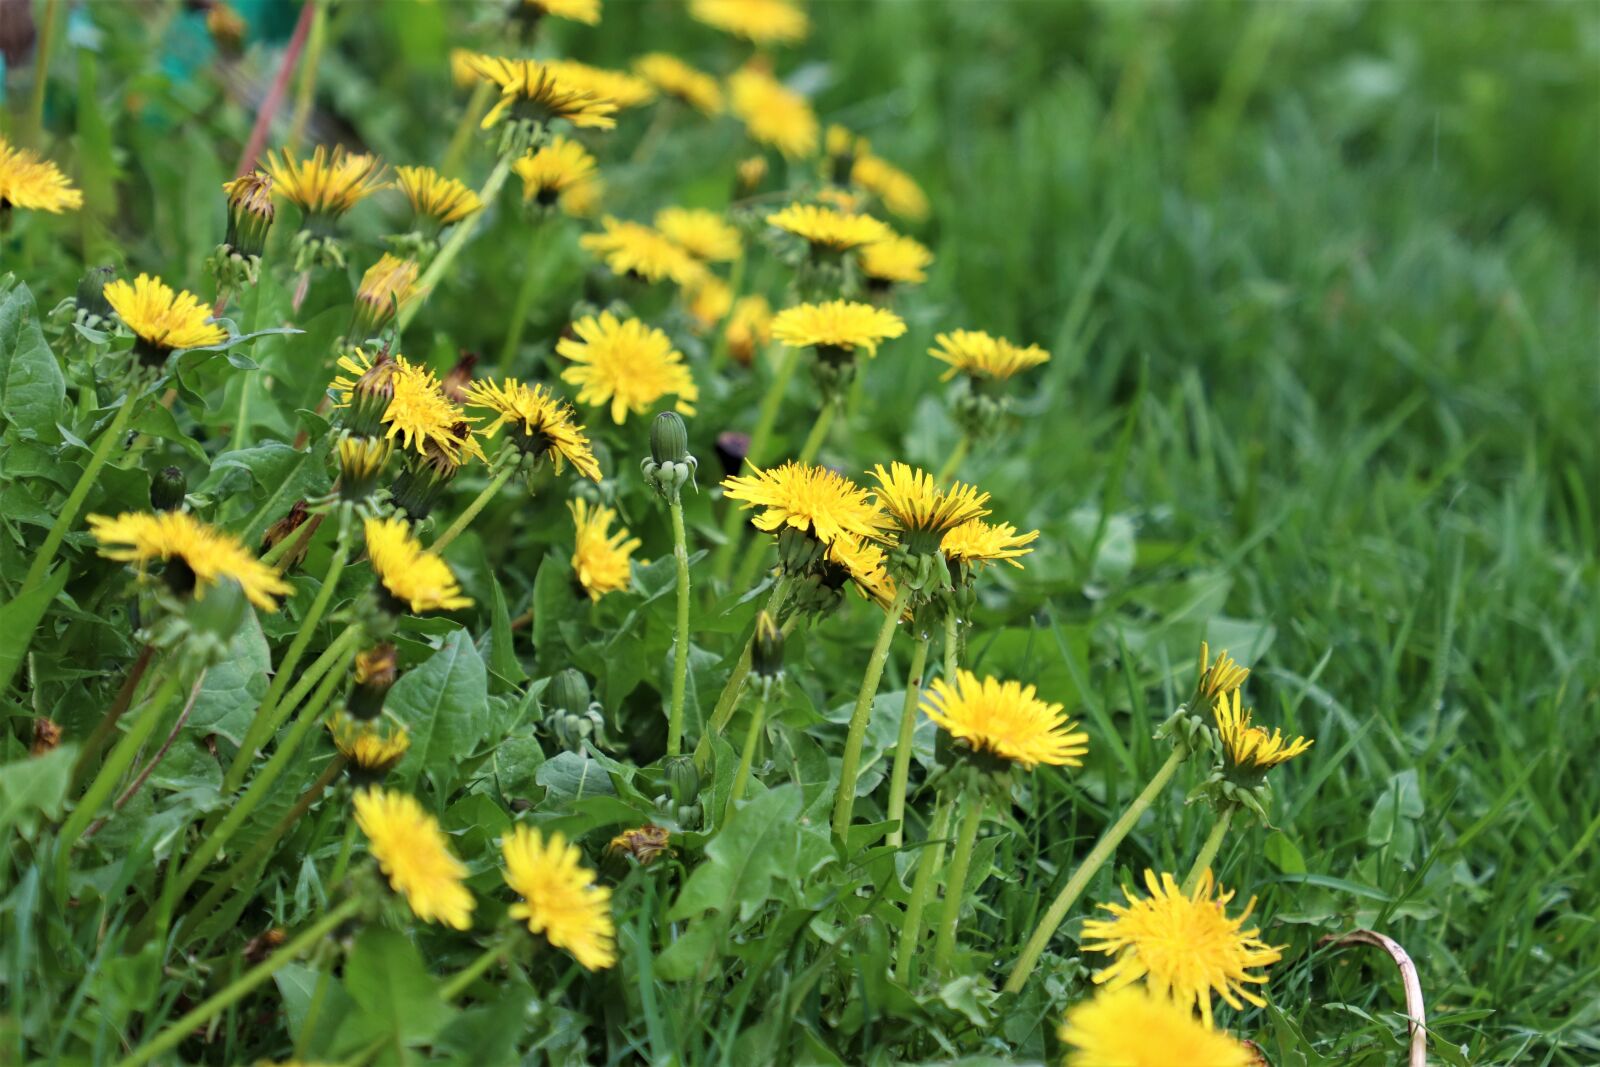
351, 255, 421, 341
641, 412, 697, 501
74, 265, 117, 324
349, 643, 398, 720
550, 669, 591, 717
751, 611, 784, 681
329, 710, 409, 784
543, 670, 607, 751
735, 155, 767, 195
389, 436, 465, 523
336, 435, 392, 508
341, 350, 397, 439
222, 171, 274, 260
664, 754, 701, 809
151, 465, 188, 512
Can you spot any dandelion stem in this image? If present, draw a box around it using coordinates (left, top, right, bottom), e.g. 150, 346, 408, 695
707, 253, 748, 373
795, 400, 836, 466
25, 0, 62, 145
442, 82, 496, 177
935, 433, 970, 484
727, 403, 837, 591
261, 510, 324, 570
398, 152, 516, 333
285, 0, 328, 153
666, 496, 693, 757
831, 584, 913, 840
329, 813, 360, 888
440, 938, 515, 1001
931, 790, 986, 973
72, 643, 155, 789
943, 608, 961, 681
115, 897, 361, 1067
1003, 746, 1187, 993
84, 671, 209, 839
726, 687, 769, 817
497, 221, 547, 375
432, 464, 516, 553
1181, 804, 1234, 896
895, 797, 950, 984
697, 577, 794, 772
711, 344, 799, 583
885, 634, 932, 848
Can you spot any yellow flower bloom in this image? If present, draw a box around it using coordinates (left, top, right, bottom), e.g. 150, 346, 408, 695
1214, 690, 1313, 776
580, 216, 707, 286
1059, 985, 1255, 1067
329, 711, 411, 777
524, 0, 600, 24
543, 59, 656, 111
464, 378, 601, 482
500, 825, 617, 970
470, 56, 619, 132
736, 154, 768, 193
88, 510, 291, 612
770, 300, 905, 355
1197, 642, 1249, 700
633, 53, 724, 115
722, 461, 889, 549
103, 274, 229, 357
685, 275, 734, 332
569, 498, 640, 601
379, 356, 483, 463
655, 206, 741, 262
765, 203, 892, 252
393, 165, 482, 227
557, 311, 699, 423
690, 0, 808, 44
724, 295, 772, 366
364, 516, 473, 613
930, 329, 1051, 382
852, 153, 930, 221
560, 176, 604, 218
0, 135, 82, 213
921, 670, 1087, 770
514, 135, 598, 205
860, 234, 933, 285
728, 65, 818, 159
829, 534, 900, 612
221, 171, 275, 256
1082, 869, 1284, 1027
869, 461, 989, 540
353, 787, 474, 929
450, 48, 485, 88
336, 435, 394, 501
941, 517, 1038, 570
264, 145, 387, 219
353, 254, 423, 335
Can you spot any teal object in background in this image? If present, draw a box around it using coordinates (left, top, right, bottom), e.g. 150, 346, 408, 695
157, 0, 300, 83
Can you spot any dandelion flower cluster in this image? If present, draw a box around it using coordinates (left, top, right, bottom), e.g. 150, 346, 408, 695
656, 206, 742, 262
500, 825, 617, 970
771, 300, 906, 355
0, 135, 83, 213
921, 670, 1088, 770
728, 65, 818, 159
569, 499, 641, 602
364, 516, 473, 613
580, 216, 706, 286
103, 274, 229, 359
766, 203, 893, 252
354, 787, 474, 929
88, 510, 291, 611
722, 462, 888, 548
557, 311, 699, 423
930, 329, 1051, 382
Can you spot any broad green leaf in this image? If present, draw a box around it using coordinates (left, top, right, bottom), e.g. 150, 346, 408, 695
0, 744, 77, 841
205, 440, 332, 544
0, 285, 65, 441
486, 575, 528, 688
669, 784, 833, 923
339, 927, 454, 1048
387, 628, 490, 789
535, 750, 617, 803
185, 610, 270, 747
0, 562, 72, 698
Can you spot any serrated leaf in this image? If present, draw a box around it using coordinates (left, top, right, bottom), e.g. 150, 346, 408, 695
669, 784, 833, 923
535, 750, 617, 804
387, 629, 490, 789
0, 285, 65, 441
340, 927, 454, 1047
185, 612, 271, 746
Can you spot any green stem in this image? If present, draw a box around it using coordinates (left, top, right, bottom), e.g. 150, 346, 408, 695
934, 433, 970, 484
666, 496, 692, 757
1181, 804, 1234, 895
795, 402, 836, 466
431, 464, 516, 553
397, 153, 515, 333
726, 687, 769, 818
329, 815, 360, 888
895, 798, 950, 984
1003, 746, 1187, 993
943, 608, 961, 681
225, 513, 355, 793
440, 938, 514, 1001
115, 897, 362, 1067
285, 0, 327, 152
261, 511, 320, 569
931, 791, 986, 973
884, 635, 932, 848
698, 577, 793, 770
711, 344, 800, 583
442, 82, 495, 177
496, 223, 546, 375
831, 585, 913, 840
26, 0, 61, 144
71, 644, 156, 789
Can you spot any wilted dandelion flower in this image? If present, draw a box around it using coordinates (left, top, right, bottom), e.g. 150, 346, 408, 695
501, 826, 617, 969
869, 461, 989, 547
543, 59, 655, 111
569, 499, 640, 601
852, 153, 930, 221
394, 165, 482, 229
766, 203, 892, 253
514, 135, 598, 206
930, 329, 1051, 382
329, 711, 411, 780
352, 254, 423, 337
941, 517, 1039, 570
523, 0, 601, 24
0, 135, 83, 214
464, 378, 601, 481
634, 53, 724, 115
1197, 642, 1250, 700
469, 56, 618, 133
690, 0, 808, 44
1059, 985, 1254, 1067
921, 670, 1087, 770
580, 216, 706, 286
860, 234, 933, 287
725, 295, 772, 366
557, 311, 699, 423
364, 516, 473, 613
1213, 690, 1313, 779
728, 65, 818, 159
1082, 869, 1284, 1027
656, 206, 741, 262
264, 145, 386, 221
607, 824, 673, 866
771, 300, 905, 355
722, 461, 888, 549
88, 510, 291, 611
353, 787, 474, 929
103, 274, 228, 363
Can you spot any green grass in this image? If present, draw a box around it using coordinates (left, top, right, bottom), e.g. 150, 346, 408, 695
2, 1, 1596, 1064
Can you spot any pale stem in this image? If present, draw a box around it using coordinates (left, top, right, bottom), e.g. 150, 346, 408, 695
1180, 804, 1234, 896
934, 433, 970, 484
431, 463, 517, 553
931, 790, 986, 972
726, 687, 770, 818
666, 496, 692, 757
830, 585, 913, 840
894, 797, 951, 984
885, 634, 932, 848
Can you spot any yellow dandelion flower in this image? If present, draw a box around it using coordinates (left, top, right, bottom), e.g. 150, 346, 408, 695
364, 516, 473, 613
766, 203, 892, 252
0, 135, 82, 213
569, 499, 640, 601
353, 254, 424, 335
771, 300, 905, 355
524, 0, 600, 24
103, 274, 228, 358
264, 145, 387, 219
728, 65, 817, 159
88, 510, 291, 612
868, 462, 989, 541
557, 311, 699, 423
634, 53, 724, 115
1197, 641, 1250, 700
721, 461, 889, 549
736, 154, 768, 193
655, 206, 741, 262
1213, 690, 1313, 778
860, 234, 933, 285
690, 0, 808, 44
580, 216, 707, 286
329, 711, 411, 778
543, 59, 656, 111
852, 153, 930, 221
828, 534, 900, 611
470, 56, 618, 132
930, 329, 1051, 382
463, 378, 601, 482
514, 135, 598, 205
1059, 985, 1255, 1067
353, 787, 474, 929
941, 518, 1039, 570
221, 171, 275, 257
814, 186, 864, 213
561, 176, 604, 218
921, 670, 1087, 770
725, 295, 772, 366
1082, 868, 1285, 1027
501, 825, 617, 970
381, 358, 483, 463
393, 165, 482, 227
685, 275, 734, 332
450, 48, 484, 88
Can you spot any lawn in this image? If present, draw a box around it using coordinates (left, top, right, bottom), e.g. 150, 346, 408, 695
0, 1, 1595, 1064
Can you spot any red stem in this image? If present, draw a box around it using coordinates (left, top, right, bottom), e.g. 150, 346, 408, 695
234, 0, 317, 177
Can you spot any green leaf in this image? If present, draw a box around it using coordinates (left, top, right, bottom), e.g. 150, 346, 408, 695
0, 285, 65, 441
185, 611, 271, 747
486, 575, 528, 688
0, 744, 77, 841
0, 562, 72, 697
535, 750, 617, 804
339, 927, 454, 1048
1264, 830, 1308, 875
204, 440, 332, 544
387, 628, 490, 790
669, 784, 833, 923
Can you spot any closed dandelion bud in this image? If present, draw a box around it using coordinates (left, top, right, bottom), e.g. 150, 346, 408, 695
151, 465, 188, 512
222, 171, 274, 260
751, 611, 784, 681
650, 411, 689, 466
390, 440, 463, 523
349, 643, 398, 720
74, 265, 116, 325
351, 255, 421, 341
342, 350, 397, 439
776, 524, 824, 574
664, 754, 701, 808
337, 436, 393, 508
